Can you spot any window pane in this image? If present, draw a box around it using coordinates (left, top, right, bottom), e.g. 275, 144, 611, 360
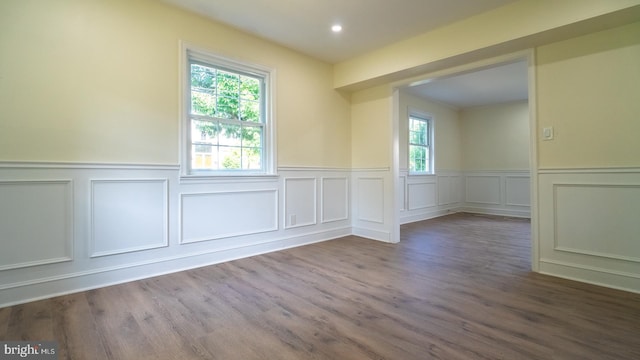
410, 118, 428, 145
192, 120, 219, 144
242, 126, 262, 146
191, 144, 218, 170
219, 124, 242, 146
191, 64, 216, 89
217, 70, 239, 96
410, 130, 422, 145
220, 147, 241, 169
191, 89, 216, 117
410, 145, 427, 172
190, 64, 216, 116
240, 76, 260, 101
242, 147, 262, 170
240, 100, 260, 122
187, 50, 269, 175
217, 95, 239, 119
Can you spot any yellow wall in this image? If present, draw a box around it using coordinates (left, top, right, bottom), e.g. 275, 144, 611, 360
398, 91, 461, 171
536, 21, 640, 169
350, 86, 392, 168
461, 101, 529, 171
0, 0, 351, 167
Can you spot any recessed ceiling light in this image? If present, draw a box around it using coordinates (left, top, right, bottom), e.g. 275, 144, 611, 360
331, 24, 342, 33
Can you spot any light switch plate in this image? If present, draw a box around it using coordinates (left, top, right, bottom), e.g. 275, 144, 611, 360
543, 127, 554, 140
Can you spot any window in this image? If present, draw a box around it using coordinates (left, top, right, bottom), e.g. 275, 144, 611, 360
408, 113, 433, 174
183, 46, 274, 176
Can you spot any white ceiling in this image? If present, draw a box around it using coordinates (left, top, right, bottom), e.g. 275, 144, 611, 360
405, 60, 529, 108
162, 0, 528, 106
161, 0, 518, 64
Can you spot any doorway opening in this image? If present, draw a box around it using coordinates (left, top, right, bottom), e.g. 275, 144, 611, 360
392, 50, 538, 271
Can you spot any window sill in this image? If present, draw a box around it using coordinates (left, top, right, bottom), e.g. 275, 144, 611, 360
180, 173, 279, 184
408, 172, 436, 177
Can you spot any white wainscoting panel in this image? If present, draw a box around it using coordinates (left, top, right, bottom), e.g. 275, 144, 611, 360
450, 176, 462, 204
1, 163, 357, 308
465, 175, 501, 205
0, 180, 73, 270
554, 184, 640, 262
408, 182, 437, 210
284, 177, 317, 228
180, 189, 278, 243
506, 176, 531, 206
538, 169, 640, 293
90, 179, 169, 257
398, 175, 407, 212
321, 177, 349, 223
399, 171, 461, 224
461, 171, 530, 218
438, 176, 451, 205
356, 177, 385, 223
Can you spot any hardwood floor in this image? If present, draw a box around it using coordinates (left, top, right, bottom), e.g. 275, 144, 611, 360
2, 213, 639, 359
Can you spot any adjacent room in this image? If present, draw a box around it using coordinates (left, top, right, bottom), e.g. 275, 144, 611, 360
1, 0, 639, 358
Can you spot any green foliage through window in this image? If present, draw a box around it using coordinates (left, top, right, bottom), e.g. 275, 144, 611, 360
189, 60, 265, 172
409, 115, 432, 173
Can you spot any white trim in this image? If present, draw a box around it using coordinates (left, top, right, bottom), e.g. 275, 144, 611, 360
539, 258, 640, 294
0, 179, 74, 271
0, 161, 179, 170
551, 182, 640, 263
89, 178, 170, 258
283, 177, 318, 229
504, 175, 531, 207
352, 227, 391, 243
320, 176, 350, 224
0, 226, 352, 307
356, 177, 385, 224
278, 166, 351, 172
351, 167, 391, 172
179, 189, 279, 244
539, 167, 640, 174
407, 108, 435, 175
179, 174, 279, 184
179, 41, 277, 177
459, 207, 531, 219
464, 175, 502, 205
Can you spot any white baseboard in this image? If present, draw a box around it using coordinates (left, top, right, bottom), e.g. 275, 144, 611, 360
352, 227, 392, 243
0, 227, 351, 308
400, 209, 455, 224
458, 206, 531, 219
539, 258, 640, 294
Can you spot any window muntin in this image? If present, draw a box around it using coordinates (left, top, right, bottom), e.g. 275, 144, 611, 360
409, 114, 433, 174
185, 50, 272, 176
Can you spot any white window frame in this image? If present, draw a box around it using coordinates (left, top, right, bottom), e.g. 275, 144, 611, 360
408, 110, 434, 175
180, 42, 276, 178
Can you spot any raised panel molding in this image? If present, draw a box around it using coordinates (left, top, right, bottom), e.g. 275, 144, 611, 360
438, 176, 451, 205
357, 177, 384, 223
460, 171, 530, 218
538, 169, 640, 294
465, 175, 501, 205
505, 176, 531, 206
408, 182, 437, 210
321, 177, 349, 223
180, 189, 278, 243
284, 177, 317, 229
90, 179, 169, 257
553, 183, 640, 263
0, 180, 73, 270
398, 175, 407, 212
450, 176, 462, 204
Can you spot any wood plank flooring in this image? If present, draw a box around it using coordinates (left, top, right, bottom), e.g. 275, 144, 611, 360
2, 213, 640, 359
